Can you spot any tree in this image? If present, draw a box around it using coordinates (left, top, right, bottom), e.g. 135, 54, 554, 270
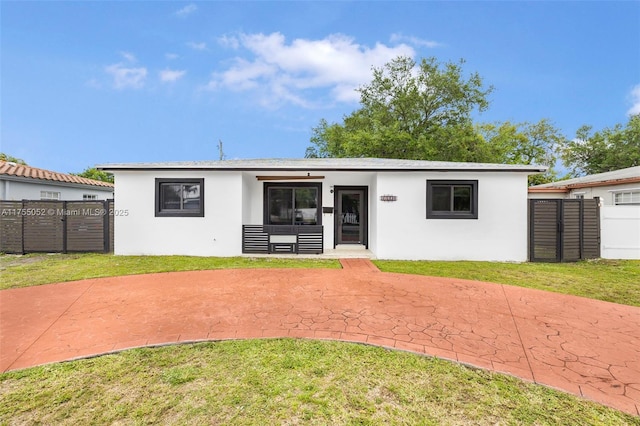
305, 56, 565, 185
0, 153, 27, 165
305, 56, 494, 160
561, 114, 640, 176
72, 167, 114, 183
476, 119, 566, 184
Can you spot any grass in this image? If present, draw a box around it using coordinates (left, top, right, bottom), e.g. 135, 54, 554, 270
0, 253, 340, 290
2, 253, 639, 422
373, 259, 640, 307
2, 339, 639, 425
2, 253, 638, 307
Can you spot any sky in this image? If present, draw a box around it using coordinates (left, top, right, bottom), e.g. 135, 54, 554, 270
1, 1, 639, 174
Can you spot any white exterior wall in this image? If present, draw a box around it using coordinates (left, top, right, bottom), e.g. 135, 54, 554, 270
113, 171, 243, 256
568, 183, 640, 205
368, 175, 378, 255
113, 169, 530, 260
374, 172, 530, 261
0, 179, 113, 200
601, 206, 640, 259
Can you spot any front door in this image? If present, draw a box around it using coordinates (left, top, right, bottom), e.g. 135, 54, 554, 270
335, 187, 367, 246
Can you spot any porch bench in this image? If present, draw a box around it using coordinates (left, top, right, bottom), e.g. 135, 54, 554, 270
242, 225, 323, 254
269, 234, 297, 253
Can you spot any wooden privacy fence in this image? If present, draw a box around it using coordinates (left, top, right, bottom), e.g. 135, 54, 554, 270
0, 200, 114, 254
529, 199, 600, 262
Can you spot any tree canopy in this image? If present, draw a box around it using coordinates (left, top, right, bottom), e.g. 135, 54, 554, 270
305, 56, 567, 184
561, 114, 640, 176
305, 56, 493, 160
72, 167, 114, 183
475, 120, 565, 184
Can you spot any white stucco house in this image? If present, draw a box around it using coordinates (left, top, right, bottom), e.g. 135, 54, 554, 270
98, 158, 546, 261
0, 160, 114, 201
528, 166, 640, 205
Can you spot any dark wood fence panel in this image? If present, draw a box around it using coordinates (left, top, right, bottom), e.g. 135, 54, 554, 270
66, 201, 108, 252
562, 201, 581, 262
529, 199, 600, 262
0, 200, 113, 254
529, 200, 559, 262
0, 201, 24, 253
23, 201, 65, 253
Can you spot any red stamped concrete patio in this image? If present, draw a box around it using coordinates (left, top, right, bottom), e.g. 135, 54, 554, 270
1, 259, 639, 416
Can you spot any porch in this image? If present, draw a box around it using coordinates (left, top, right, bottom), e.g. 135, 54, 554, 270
241, 224, 373, 258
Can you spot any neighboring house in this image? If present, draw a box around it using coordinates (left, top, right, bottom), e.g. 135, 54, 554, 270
0, 161, 114, 201
528, 166, 640, 205
528, 166, 640, 260
98, 158, 545, 261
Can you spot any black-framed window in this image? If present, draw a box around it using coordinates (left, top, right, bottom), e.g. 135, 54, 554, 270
155, 178, 204, 217
264, 183, 322, 225
426, 180, 478, 219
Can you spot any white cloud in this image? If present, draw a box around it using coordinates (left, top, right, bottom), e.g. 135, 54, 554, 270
627, 84, 640, 116
160, 69, 187, 83
390, 33, 442, 49
165, 53, 179, 60
175, 3, 197, 18
120, 51, 137, 63
207, 32, 415, 107
217, 34, 240, 49
105, 63, 147, 89
187, 41, 207, 51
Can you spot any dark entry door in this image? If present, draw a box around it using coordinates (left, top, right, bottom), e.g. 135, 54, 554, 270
336, 188, 366, 245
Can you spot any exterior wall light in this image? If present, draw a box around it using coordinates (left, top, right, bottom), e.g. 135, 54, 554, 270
380, 195, 397, 202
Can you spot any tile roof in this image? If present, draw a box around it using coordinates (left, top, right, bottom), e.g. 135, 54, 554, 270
0, 161, 114, 188
530, 166, 640, 190
98, 157, 546, 172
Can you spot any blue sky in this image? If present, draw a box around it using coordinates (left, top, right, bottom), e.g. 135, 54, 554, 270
2, 1, 639, 174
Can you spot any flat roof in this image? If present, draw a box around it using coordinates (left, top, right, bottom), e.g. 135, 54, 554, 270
97, 157, 547, 173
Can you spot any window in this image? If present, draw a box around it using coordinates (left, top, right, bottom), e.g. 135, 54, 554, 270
614, 191, 640, 205
155, 178, 204, 217
40, 191, 61, 200
264, 183, 321, 225
426, 180, 478, 219
83, 194, 97, 200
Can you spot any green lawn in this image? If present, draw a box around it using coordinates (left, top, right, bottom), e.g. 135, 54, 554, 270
2, 253, 639, 423
2, 339, 638, 425
0, 253, 340, 290
374, 259, 640, 307
2, 253, 638, 307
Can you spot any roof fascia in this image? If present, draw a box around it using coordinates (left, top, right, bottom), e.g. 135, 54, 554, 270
565, 176, 640, 189
99, 166, 545, 173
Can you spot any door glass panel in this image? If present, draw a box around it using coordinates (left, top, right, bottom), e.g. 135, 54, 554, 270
339, 191, 362, 243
